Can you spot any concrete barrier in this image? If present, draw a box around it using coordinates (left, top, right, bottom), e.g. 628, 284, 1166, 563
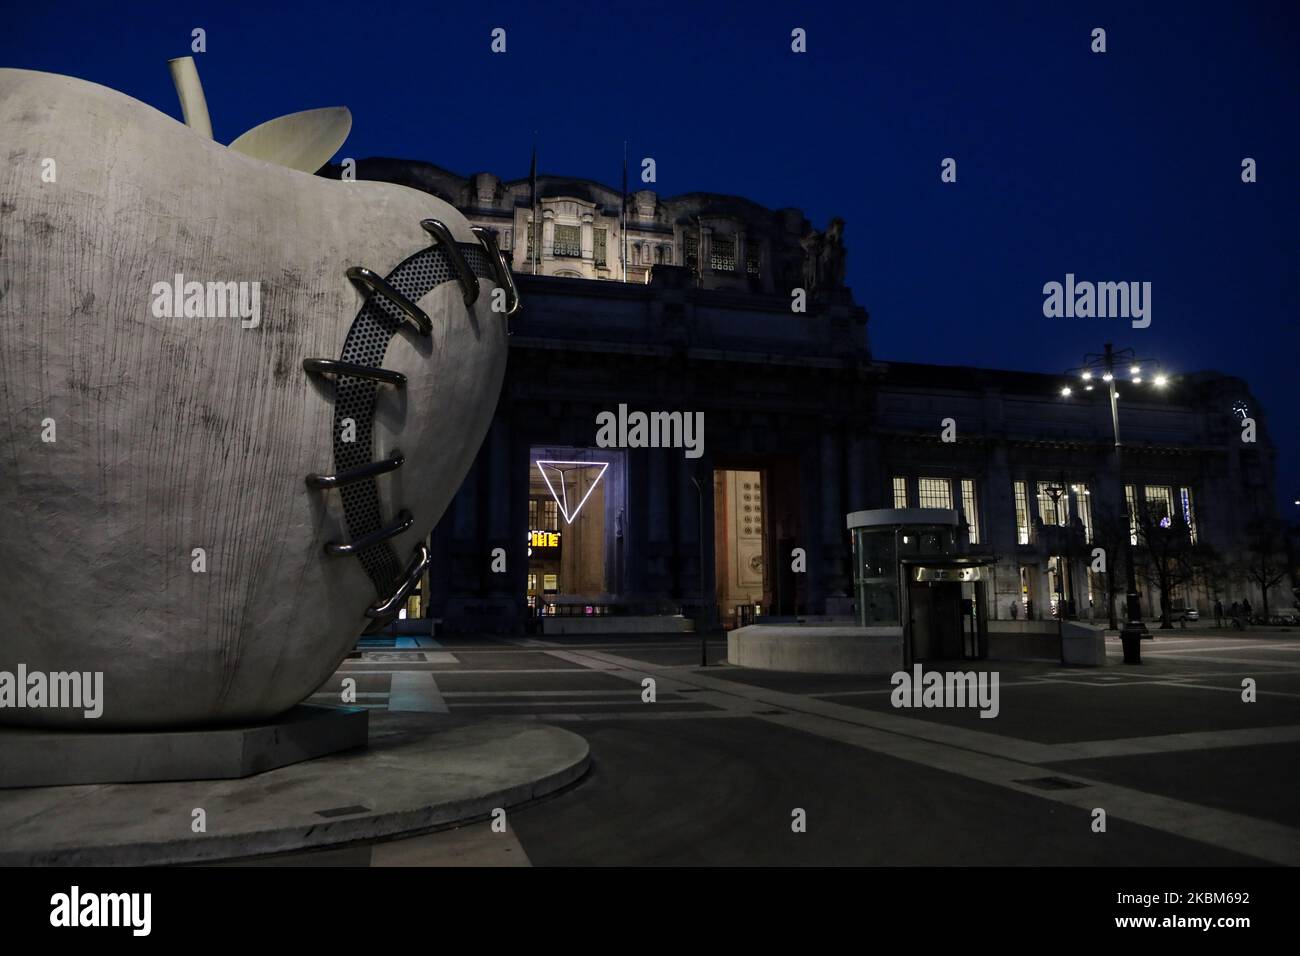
727, 625, 903, 674
1063, 621, 1106, 666
987, 622, 1060, 662
985, 619, 1106, 666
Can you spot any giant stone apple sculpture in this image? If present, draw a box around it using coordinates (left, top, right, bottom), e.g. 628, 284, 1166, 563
0, 64, 516, 728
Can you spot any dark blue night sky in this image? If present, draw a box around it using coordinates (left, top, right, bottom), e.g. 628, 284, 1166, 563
4, 0, 1297, 511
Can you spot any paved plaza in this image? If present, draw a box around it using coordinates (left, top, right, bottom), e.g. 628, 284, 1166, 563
230, 627, 1300, 866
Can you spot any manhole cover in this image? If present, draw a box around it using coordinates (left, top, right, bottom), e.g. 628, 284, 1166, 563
1015, 776, 1089, 791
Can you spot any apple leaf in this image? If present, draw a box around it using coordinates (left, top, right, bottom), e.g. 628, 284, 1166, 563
228, 106, 352, 174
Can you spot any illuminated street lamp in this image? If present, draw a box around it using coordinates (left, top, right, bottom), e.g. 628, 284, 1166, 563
1062, 343, 1169, 663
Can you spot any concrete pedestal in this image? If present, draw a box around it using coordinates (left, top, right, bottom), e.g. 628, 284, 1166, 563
0, 705, 368, 788
0, 714, 589, 865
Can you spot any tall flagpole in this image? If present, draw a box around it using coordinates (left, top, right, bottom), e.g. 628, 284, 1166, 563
530, 135, 539, 276
621, 140, 628, 283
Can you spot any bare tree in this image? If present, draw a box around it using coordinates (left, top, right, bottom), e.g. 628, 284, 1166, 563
1239, 517, 1289, 622
1135, 503, 1215, 629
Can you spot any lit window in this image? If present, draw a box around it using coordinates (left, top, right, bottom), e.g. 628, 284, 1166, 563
918, 478, 952, 510
543, 499, 558, 531
1125, 485, 1138, 545
1144, 486, 1174, 525
1014, 481, 1030, 544
892, 476, 908, 509
710, 235, 736, 271
594, 228, 607, 266
1179, 487, 1197, 543
961, 479, 979, 544
1072, 483, 1093, 542
528, 499, 538, 528
553, 224, 581, 258
1037, 482, 1069, 526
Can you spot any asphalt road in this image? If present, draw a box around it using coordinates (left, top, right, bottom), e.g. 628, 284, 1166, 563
260, 628, 1300, 866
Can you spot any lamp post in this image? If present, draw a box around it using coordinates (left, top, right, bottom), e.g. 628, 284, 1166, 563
1043, 480, 1067, 664
1062, 343, 1166, 664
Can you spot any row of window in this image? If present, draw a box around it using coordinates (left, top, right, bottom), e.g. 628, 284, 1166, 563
527, 224, 668, 268
523, 223, 759, 274
1012, 480, 1094, 544
631, 241, 670, 266
1125, 484, 1198, 545
706, 235, 761, 275
528, 498, 560, 531
892, 476, 981, 544
892, 476, 1198, 548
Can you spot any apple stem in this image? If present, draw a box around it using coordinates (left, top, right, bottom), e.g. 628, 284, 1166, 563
167, 56, 213, 139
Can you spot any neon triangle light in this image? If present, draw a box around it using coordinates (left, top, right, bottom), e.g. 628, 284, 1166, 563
535, 460, 609, 524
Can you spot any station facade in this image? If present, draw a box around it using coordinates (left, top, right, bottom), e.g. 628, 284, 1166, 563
323, 159, 1284, 634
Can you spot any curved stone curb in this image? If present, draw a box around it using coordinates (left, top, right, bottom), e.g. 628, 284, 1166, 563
0, 716, 589, 866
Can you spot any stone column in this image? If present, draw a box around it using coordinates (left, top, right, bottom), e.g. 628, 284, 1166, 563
820, 428, 848, 606
541, 208, 554, 267
487, 420, 510, 539
800, 438, 826, 614
847, 432, 869, 513
645, 447, 672, 600
985, 442, 1017, 621
506, 431, 531, 629
648, 447, 670, 544
581, 212, 594, 272
624, 449, 649, 602
820, 428, 842, 543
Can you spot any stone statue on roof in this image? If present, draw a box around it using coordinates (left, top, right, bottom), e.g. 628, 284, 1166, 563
800, 230, 823, 291
799, 218, 846, 296
821, 218, 846, 289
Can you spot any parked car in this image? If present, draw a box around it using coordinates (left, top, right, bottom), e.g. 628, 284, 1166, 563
1270, 607, 1300, 625
1169, 605, 1200, 623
